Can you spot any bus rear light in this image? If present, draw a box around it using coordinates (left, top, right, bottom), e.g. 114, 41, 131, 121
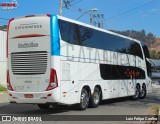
47, 14, 51, 17
46, 69, 58, 91
47, 94, 52, 97
7, 70, 14, 91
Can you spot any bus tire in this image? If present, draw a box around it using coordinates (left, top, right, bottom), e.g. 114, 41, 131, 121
131, 84, 140, 100
139, 84, 146, 99
37, 104, 50, 109
89, 87, 100, 108
77, 88, 89, 110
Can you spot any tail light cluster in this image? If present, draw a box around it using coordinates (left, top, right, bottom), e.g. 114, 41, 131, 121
6, 18, 14, 91
7, 70, 14, 91
46, 69, 58, 91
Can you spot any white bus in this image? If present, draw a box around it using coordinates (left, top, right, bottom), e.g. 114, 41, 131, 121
7, 14, 152, 110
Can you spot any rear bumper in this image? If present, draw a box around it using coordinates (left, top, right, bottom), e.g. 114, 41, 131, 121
8, 87, 60, 104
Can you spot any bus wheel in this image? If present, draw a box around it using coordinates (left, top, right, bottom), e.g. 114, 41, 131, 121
89, 87, 100, 108
131, 84, 140, 100
139, 84, 146, 99
37, 104, 50, 109
77, 88, 89, 110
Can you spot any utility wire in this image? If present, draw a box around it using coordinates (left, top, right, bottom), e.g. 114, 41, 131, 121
63, 4, 93, 17
70, 0, 83, 6
63, 0, 89, 15
67, 5, 87, 13
105, 0, 159, 30
63, 6, 86, 13
0, 18, 9, 20
63, 0, 84, 10
106, 0, 159, 21
107, 1, 159, 23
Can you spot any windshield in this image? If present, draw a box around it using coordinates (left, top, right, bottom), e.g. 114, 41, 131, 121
141, 42, 151, 77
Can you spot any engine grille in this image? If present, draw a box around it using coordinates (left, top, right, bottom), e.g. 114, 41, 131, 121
11, 51, 48, 75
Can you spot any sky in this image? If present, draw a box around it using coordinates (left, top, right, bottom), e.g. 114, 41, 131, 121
0, 0, 160, 37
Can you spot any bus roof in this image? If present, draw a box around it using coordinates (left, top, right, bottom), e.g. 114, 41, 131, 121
11, 14, 143, 45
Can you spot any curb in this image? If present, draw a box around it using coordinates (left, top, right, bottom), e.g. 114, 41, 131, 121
0, 92, 9, 104
0, 92, 4, 94
0, 91, 7, 94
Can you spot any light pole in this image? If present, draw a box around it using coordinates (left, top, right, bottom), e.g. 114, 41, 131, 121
90, 14, 93, 25
76, 8, 98, 22
59, 0, 63, 16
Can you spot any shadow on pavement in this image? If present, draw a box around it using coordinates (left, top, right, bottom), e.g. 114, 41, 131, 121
0, 103, 71, 115
101, 94, 160, 108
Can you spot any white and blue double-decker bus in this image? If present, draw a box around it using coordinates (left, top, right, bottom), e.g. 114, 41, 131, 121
7, 14, 152, 110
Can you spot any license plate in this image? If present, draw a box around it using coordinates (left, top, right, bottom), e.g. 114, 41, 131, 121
24, 94, 33, 98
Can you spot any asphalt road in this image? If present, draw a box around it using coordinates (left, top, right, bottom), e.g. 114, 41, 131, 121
0, 89, 160, 124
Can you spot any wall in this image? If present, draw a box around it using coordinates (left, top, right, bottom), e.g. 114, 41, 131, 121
0, 30, 7, 86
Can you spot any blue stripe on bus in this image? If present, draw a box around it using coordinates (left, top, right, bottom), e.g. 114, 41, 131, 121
50, 14, 60, 56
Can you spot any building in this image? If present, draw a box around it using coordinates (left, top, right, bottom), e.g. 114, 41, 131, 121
149, 59, 160, 79
0, 30, 7, 86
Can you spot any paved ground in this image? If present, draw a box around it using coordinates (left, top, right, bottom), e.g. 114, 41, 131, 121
0, 89, 160, 124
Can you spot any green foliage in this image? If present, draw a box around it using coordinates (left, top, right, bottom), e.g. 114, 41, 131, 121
149, 50, 160, 59
0, 85, 7, 92
0, 25, 7, 30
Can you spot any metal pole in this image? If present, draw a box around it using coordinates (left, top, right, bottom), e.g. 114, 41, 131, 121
59, 0, 63, 16
90, 14, 93, 25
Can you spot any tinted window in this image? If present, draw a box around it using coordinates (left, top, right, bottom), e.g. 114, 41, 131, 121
141, 42, 151, 77
141, 42, 150, 58
100, 64, 145, 80
59, 20, 74, 44
59, 19, 143, 58
126, 40, 143, 59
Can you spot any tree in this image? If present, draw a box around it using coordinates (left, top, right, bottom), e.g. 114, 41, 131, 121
149, 50, 159, 59
0, 25, 7, 30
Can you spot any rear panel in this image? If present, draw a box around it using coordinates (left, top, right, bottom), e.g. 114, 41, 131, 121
8, 15, 51, 92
